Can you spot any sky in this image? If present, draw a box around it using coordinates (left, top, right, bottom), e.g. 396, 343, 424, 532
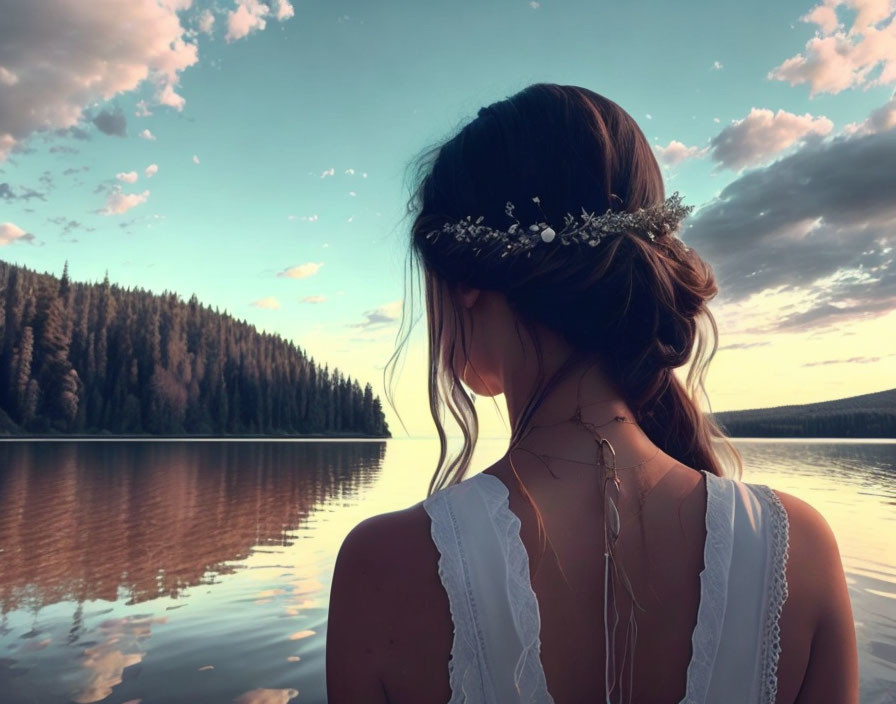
0, 0, 894, 438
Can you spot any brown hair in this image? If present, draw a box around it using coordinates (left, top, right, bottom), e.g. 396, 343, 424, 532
385, 82, 741, 497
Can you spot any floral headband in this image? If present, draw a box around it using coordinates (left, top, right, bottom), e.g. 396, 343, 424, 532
423, 191, 694, 258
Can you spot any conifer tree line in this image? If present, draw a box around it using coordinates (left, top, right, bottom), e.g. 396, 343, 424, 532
0, 260, 391, 437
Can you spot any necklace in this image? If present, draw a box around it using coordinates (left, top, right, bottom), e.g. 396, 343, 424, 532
504, 368, 656, 704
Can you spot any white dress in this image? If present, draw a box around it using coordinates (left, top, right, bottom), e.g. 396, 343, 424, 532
421, 470, 790, 704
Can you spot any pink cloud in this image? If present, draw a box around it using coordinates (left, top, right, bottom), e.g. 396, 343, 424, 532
251, 296, 281, 310
653, 140, 709, 167
709, 108, 833, 171
0, 0, 198, 159
768, 1, 896, 95
277, 262, 323, 279
0, 222, 35, 246
101, 187, 150, 215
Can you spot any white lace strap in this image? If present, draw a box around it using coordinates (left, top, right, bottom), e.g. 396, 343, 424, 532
423, 474, 555, 703
681, 471, 737, 704
422, 483, 492, 703
474, 473, 554, 703
752, 484, 790, 703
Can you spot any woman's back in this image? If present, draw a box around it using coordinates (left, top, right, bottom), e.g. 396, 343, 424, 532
421, 465, 791, 703
327, 457, 857, 703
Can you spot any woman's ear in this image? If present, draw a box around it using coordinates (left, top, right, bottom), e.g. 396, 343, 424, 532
457, 284, 480, 310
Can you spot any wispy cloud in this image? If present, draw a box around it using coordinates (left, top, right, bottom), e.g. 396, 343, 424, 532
350, 300, 403, 328
804, 355, 883, 367
277, 262, 323, 279
250, 296, 281, 309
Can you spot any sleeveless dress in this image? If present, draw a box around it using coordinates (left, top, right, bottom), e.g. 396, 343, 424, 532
421, 470, 790, 704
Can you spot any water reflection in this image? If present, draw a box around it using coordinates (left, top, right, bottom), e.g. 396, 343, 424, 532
0, 438, 892, 703
0, 441, 384, 614
0, 440, 384, 704
737, 440, 896, 704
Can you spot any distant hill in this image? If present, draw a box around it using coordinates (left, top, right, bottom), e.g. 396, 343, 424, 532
0, 260, 390, 437
714, 388, 896, 439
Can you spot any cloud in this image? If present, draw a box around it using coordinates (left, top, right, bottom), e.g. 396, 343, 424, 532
712, 60, 724, 70
350, 300, 403, 328
0, 183, 46, 201
251, 296, 281, 309
842, 90, 896, 136
139, 129, 156, 141
0, 0, 198, 158
192, 154, 200, 164
91, 106, 127, 137
48, 216, 82, 236
0, 67, 19, 86
145, 164, 159, 178
277, 262, 323, 279
653, 140, 709, 166
287, 213, 318, 221
116, 171, 138, 184
320, 167, 335, 178
803, 355, 882, 366
719, 341, 772, 351
300, 295, 326, 303
226, 0, 293, 42
100, 187, 150, 215
683, 124, 896, 331
708, 108, 833, 171
0, 222, 35, 246
135, 100, 152, 118
768, 1, 896, 95
198, 8, 215, 34
272, 0, 294, 20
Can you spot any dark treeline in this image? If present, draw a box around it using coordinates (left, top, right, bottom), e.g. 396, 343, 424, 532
0, 260, 390, 437
714, 388, 896, 438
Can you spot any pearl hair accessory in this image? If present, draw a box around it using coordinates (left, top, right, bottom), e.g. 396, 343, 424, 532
423, 191, 694, 258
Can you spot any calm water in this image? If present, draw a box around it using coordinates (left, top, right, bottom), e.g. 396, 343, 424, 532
0, 438, 893, 704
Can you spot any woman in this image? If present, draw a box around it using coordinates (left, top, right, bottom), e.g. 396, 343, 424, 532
326, 83, 858, 703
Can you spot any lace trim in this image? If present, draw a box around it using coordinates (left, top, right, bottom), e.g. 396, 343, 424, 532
681, 471, 736, 704
753, 485, 791, 704
423, 487, 489, 703
475, 473, 555, 703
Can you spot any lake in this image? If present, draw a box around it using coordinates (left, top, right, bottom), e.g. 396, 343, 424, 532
0, 438, 893, 703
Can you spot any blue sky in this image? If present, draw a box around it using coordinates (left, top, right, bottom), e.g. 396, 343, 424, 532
1, 0, 895, 436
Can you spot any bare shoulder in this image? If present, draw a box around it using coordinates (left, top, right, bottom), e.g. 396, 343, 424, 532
770, 490, 842, 611
330, 502, 437, 614
327, 502, 448, 703
766, 488, 859, 704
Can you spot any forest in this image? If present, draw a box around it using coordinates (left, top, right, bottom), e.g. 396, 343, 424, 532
0, 259, 390, 437
714, 387, 896, 439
